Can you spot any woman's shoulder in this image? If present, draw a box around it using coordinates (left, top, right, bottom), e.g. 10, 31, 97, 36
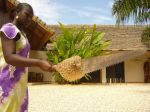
0, 23, 20, 39
0, 22, 19, 31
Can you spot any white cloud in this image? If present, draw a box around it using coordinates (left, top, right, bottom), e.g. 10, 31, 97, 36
108, 1, 114, 8
65, 7, 92, 17
82, 6, 108, 14
94, 15, 112, 21
19, 0, 60, 24
59, 5, 112, 20
18, 0, 113, 24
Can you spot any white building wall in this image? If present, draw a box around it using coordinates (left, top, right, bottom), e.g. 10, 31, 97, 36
29, 51, 149, 83
124, 59, 145, 83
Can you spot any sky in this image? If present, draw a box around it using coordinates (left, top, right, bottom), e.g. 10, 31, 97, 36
18, 0, 125, 25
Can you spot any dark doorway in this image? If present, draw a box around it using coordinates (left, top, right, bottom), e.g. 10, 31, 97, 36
80, 70, 101, 83
144, 61, 150, 83
106, 62, 125, 83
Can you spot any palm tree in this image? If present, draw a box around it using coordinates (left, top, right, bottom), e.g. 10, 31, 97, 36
112, 0, 150, 43
112, 0, 150, 24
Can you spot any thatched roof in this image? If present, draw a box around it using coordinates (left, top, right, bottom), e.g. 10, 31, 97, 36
3, 0, 55, 50
82, 50, 149, 73
47, 25, 149, 72
51, 25, 150, 50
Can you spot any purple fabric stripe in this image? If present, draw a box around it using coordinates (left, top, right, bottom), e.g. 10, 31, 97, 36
21, 89, 28, 112
0, 67, 26, 103
0, 42, 30, 103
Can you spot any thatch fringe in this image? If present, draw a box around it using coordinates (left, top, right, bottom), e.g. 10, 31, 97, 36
83, 50, 147, 73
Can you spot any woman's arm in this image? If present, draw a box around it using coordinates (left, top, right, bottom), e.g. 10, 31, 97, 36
0, 32, 53, 72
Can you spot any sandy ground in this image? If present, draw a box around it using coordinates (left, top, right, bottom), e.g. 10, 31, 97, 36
28, 83, 150, 112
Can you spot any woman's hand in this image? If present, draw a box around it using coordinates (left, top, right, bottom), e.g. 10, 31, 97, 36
38, 60, 54, 72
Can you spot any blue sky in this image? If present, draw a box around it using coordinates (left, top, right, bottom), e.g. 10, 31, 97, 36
19, 0, 123, 25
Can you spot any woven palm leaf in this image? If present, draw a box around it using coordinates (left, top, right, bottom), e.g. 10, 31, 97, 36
52, 56, 85, 82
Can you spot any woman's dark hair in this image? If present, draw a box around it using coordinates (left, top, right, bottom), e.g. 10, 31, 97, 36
10, 3, 34, 20
1, 0, 7, 12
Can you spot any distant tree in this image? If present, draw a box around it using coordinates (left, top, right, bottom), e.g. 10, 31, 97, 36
112, 0, 150, 24
112, 0, 150, 42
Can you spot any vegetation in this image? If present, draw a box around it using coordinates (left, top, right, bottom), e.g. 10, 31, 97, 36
112, 0, 150, 24
47, 23, 111, 84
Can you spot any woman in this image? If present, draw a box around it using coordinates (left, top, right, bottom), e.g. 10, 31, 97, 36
0, 3, 53, 112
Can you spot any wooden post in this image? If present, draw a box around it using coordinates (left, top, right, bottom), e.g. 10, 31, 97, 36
101, 68, 106, 84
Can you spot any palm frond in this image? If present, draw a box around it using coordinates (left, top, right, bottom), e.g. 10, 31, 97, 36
112, 0, 150, 24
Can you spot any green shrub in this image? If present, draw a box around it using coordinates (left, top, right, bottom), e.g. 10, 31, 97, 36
47, 23, 111, 84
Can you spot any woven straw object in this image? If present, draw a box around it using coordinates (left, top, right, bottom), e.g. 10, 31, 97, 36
53, 56, 85, 82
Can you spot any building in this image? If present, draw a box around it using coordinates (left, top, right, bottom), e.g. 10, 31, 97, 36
1, 0, 149, 83
47, 25, 150, 83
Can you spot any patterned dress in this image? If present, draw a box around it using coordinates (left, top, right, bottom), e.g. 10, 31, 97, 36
0, 23, 30, 112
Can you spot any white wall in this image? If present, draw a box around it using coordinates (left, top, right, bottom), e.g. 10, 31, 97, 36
29, 51, 149, 83
125, 52, 150, 83
125, 59, 145, 83
29, 50, 52, 82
